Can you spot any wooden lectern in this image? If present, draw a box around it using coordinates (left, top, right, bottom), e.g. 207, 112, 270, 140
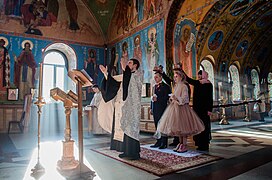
50, 87, 79, 173
68, 69, 95, 179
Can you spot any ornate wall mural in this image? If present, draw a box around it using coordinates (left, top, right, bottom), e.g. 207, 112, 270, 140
236, 40, 249, 58
0, 0, 104, 45
109, 20, 165, 84
208, 30, 223, 51
229, 0, 254, 16
174, 19, 196, 78
108, 0, 170, 41
0, 34, 104, 101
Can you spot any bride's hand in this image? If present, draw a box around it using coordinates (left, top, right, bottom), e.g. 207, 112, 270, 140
171, 94, 177, 100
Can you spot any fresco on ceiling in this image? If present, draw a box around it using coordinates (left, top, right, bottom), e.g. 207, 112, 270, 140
208, 31, 223, 51
256, 10, 272, 28
174, 19, 197, 78
0, 0, 103, 44
0, 34, 104, 101
229, 0, 254, 16
108, 20, 165, 84
88, 0, 117, 35
236, 40, 249, 58
109, 0, 168, 38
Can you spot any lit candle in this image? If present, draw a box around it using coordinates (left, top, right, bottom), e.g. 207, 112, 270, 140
38, 63, 43, 97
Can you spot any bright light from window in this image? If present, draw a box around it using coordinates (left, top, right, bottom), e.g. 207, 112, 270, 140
229, 65, 241, 100
42, 51, 66, 102
43, 65, 54, 102
44, 52, 65, 65
201, 60, 215, 99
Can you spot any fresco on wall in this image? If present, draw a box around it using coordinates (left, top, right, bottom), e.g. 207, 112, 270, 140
133, 34, 142, 65
14, 40, 37, 100
0, 0, 104, 44
84, 49, 98, 84
108, 0, 169, 40
174, 19, 197, 78
236, 40, 249, 58
0, 34, 104, 101
0, 36, 10, 91
256, 10, 272, 28
121, 41, 129, 65
229, 0, 254, 16
111, 20, 165, 84
208, 31, 223, 51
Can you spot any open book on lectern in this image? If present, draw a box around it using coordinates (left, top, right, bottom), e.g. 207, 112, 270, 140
68, 69, 93, 87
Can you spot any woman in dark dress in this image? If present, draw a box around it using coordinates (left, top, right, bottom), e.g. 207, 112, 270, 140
184, 70, 213, 151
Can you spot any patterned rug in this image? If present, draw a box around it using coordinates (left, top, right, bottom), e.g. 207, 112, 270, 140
91, 146, 222, 176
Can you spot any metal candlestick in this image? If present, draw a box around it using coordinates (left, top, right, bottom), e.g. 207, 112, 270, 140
218, 97, 229, 125
243, 98, 251, 122
31, 62, 46, 179
31, 96, 46, 179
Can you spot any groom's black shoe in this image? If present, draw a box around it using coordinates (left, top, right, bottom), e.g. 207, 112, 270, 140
158, 144, 167, 149
150, 144, 160, 148
150, 141, 161, 148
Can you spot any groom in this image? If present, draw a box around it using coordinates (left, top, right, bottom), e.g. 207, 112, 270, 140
150, 71, 171, 149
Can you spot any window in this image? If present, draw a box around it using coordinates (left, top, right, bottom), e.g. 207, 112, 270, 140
42, 51, 67, 102
251, 69, 260, 99
267, 72, 272, 99
229, 65, 241, 100
201, 60, 215, 99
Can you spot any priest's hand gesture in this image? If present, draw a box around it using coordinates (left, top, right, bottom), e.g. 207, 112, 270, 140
99, 65, 108, 79
120, 57, 127, 71
99, 64, 107, 74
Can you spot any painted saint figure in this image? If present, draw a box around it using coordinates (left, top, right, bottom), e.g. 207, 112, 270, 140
121, 41, 129, 72
14, 41, 37, 100
84, 49, 98, 83
0, 38, 10, 90
208, 31, 223, 51
178, 25, 195, 78
146, 27, 159, 85
133, 35, 142, 65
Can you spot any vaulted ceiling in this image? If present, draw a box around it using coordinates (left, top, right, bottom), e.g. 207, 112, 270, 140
83, 0, 272, 78
196, 0, 272, 78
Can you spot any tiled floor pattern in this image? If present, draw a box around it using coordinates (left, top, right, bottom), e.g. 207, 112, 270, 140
0, 118, 271, 179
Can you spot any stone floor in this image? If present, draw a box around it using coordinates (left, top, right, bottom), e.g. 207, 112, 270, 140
0, 117, 272, 180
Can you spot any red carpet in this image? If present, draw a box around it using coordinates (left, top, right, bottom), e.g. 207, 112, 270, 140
92, 147, 221, 176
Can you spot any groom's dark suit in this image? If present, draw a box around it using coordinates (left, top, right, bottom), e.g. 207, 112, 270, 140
151, 81, 171, 148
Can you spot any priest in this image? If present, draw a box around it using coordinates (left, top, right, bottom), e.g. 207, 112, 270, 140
98, 58, 142, 160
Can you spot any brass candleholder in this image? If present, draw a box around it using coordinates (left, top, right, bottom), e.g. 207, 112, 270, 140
218, 97, 229, 125
243, 98, 251, 122
31, 62, 46, 179
31, 96, 46, 179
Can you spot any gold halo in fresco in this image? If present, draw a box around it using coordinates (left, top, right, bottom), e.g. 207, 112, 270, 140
134, 35, 141, 46
0, 37, 9, 47
148, 27, 157, 39
21, 40, 34, 50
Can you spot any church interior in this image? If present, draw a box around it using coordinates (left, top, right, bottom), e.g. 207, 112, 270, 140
0, 0, 272, 179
